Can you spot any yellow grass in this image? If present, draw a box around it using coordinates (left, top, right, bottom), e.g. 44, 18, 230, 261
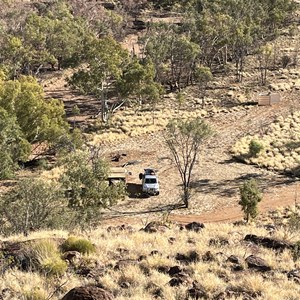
1, 218, 300, 299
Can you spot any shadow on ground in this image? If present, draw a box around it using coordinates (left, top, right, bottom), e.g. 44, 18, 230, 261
191, 171, 295, 198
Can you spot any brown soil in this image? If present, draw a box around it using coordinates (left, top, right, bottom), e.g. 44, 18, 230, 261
35, 66, 300, 227
25, 15, 300, 226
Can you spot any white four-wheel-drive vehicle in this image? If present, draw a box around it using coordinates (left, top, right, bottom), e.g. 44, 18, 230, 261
139, 168, 160, 196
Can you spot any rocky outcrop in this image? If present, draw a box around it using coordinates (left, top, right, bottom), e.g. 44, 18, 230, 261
244, 234, 292, 251
61, 286, 114, 300
185, 222, 205, 232
143, 221, 169, 233
245, 255, 271, 272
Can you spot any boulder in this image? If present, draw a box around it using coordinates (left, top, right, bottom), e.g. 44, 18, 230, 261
175, 251, 200, 264
226, 255, 241, 264
61, 286, 113, 300
244, 234, 291, 251
168, 272, 192, 287
143, 221, 169, 233
185, 222, 205, 232
168, 265, 183, 277
245, 255, 271, 272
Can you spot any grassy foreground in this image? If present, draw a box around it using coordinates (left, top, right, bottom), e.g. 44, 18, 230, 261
1, 207, 300, 300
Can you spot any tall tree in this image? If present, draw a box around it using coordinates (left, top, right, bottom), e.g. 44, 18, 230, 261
69, 36, 128, 122
0, 76, 68, 143
164, 118, 212, 208
117, 58, 163, 109
0, 108, 31, 179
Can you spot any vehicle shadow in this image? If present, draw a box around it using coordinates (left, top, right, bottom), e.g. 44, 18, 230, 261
126, 183, 143, 198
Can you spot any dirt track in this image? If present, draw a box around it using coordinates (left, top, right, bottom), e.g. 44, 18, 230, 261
99, 91, 300, 225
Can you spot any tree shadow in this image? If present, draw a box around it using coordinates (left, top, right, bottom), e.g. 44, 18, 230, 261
190, 172, 295, 198
102, 202, 185, 220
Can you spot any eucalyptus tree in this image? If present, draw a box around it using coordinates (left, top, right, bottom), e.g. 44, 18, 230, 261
164, 118, 212, 208
69, 36, 128, 123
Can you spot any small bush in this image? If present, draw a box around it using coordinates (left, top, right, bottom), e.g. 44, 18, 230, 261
292, 241, 300, 262
249, 140, 263, 157
61, 236, 96, 255
30, 239, 67, 276
0, 179, 67, 236
287, 213, 300, 232
239, 179, 262, 222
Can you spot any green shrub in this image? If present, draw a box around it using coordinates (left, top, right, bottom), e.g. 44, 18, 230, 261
239, 179, 262, 222
0, 179, 67, 236
249, 139, 263, 157
287, 212, 300, 232
61, 236, 96, 255
30, 239, 67, 276
292, 241, 300, 262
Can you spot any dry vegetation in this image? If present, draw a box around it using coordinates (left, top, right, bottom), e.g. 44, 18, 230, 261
1, 207, 300, 299
232, 111, 300, 174
3, 1, 300, 299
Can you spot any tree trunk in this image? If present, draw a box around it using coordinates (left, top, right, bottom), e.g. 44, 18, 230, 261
183, 187, 190, 208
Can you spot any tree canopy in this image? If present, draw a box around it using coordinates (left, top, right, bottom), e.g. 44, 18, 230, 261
0, 75, 69, 178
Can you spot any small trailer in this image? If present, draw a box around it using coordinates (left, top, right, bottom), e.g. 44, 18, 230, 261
108, 167, 127, 186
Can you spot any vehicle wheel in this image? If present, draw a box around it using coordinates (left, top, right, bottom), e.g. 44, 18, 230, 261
139, 173, 143, 180
156, 192, 160, 196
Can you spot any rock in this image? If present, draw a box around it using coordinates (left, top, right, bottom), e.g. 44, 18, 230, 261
116, 247, 129, 255
61, 286, 114, 300
227, 90, 235, 97
102, 2, 115, 10
175, 251, 200, 264
157, 265, 170, 274
114, 259, 138, 270
119, 281, 131, 289
169, 277, 183, 287
76, 264, 105, 278
215, 286, 261, 300
143, 221, 169, 233
132, 19, 147, 30
287, 269, 300, 284
209, 238, 229, 247
168, 272, 192, 287
185, 222, 205, 232
202, 251, 215, 262
138, 255, 146, 261
245, 255, 271, 272
168, 237, 176, 244
146, 282, 163, 298
186, 281, 209, 299
226, 255, 241, 264
168, 265, 183, 277
150, 250, 162, 256
63, 251, 81, 264
244, 234, 292, 251
227, 255, 244, 272
187, 238, 196, 244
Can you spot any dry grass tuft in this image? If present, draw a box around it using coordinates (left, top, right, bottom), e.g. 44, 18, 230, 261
1, 213, 300, 299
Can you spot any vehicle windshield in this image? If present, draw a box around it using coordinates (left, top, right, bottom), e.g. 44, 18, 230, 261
145, 178, 157, 184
